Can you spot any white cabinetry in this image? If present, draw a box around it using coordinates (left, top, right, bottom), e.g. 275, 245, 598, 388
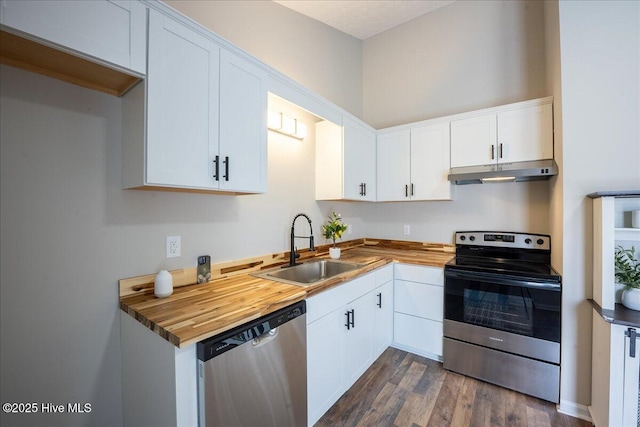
590, 313, 639, 427
0, 0, 146, 74
122, 8, 267, 193
307, 265, 393, 426
377, 122, 451, 201
316, 116, 377, 201
450, 98, 553, 168
392, 264, 444, 360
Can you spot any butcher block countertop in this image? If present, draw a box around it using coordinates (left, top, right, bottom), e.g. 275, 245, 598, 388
119, 238, 454, 348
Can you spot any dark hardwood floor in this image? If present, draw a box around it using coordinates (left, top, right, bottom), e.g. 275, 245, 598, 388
316, 348, 592, 427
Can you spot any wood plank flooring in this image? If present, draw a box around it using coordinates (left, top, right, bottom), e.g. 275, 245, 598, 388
316, 348, 592, 427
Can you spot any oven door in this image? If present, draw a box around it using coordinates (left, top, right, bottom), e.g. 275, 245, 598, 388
444, 267, 561, 363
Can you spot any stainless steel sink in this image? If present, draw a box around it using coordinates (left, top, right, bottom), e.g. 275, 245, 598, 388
252, 259, 364, 287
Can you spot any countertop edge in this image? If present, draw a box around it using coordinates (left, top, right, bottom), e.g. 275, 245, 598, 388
589, 299, 640, 328
120, 245, 453, 348
586, 190, 640, 199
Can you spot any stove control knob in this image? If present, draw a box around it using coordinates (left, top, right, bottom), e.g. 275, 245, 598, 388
525, 238, 532, 244
460, 235, 466, 241
537, 239, 544, 245
469, 236, 475, 241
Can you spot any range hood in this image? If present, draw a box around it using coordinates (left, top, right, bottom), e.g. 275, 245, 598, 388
448, 159, 558, 185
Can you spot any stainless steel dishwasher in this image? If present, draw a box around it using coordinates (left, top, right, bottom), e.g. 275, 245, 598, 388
197, 301, 307, 427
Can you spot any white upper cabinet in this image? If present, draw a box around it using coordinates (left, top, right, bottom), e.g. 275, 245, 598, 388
218, 49, 268, 193
142, 8, 220, 190
450, 99, 553, 168
316, 116, 377, 201
343, 117, 377, 201
122, 8, 267, 194
377, 122, 451, 201
0, 0, 146, 74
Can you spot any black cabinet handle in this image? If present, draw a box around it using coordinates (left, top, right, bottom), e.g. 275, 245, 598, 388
499, 143, 503, 159
411, 183, 414, 196
350, 309, 355, 328
405, 184, 408, 197
359, 183, 364, 196
627, 328, 637, 358
213, 155, 219, 181
345, 310, 351, 330
491, 144, 495, 160
223, 156, 229, 181
377, 293, 382, 308
363, 183, 366, 196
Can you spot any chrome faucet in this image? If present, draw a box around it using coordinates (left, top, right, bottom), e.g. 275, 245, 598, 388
284, 213, 315, 267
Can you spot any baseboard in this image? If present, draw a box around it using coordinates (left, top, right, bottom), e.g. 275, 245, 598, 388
558, 399, 592, 422
390, 342, 443, 363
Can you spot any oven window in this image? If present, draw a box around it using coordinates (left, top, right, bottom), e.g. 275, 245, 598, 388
445, 272, 561, 342
463, 289, 533, 335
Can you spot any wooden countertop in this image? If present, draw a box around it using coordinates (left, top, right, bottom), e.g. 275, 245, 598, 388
119, 239, 454, 348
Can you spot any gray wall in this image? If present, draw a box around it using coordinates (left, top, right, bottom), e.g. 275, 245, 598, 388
555, 0, 640, 410
362, 0, 547, 129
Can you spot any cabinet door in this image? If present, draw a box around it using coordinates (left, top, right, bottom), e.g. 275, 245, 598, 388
145, 9, 219, 189
450, 114, 497, 168
377, 130, 410, 201
344, 294, 375, 386
394, 313, 443, 358
497, 103, 553, 164
219, 49, 267, 193
623, 327, 640, 426
410, 123, 451, 200
343, 117, 376, 201
373, 281, 394, 358
307, 308, 347, 426
0, 0, 146, 74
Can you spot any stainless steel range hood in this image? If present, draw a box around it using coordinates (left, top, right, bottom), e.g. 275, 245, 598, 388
448, 159, 558, 185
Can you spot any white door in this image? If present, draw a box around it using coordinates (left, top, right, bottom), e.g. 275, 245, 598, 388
450, 114, 497, 168
307, 308, 347, 426
497, 103, 553, 164
377, 130, 410, 201
219, 49, 267, 193
410, 122, 451, 200
344, 293, 375, 386
343, 117, 376, 201
373, 281, 394, 358
146, 9, 219, 189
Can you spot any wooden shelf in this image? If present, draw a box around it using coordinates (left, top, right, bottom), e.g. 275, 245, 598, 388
0, 30, 141, 97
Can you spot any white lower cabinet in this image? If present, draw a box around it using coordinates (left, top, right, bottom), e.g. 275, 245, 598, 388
307, 265, 393, 426
392, 263, 444, 360
590, 310, 640, 427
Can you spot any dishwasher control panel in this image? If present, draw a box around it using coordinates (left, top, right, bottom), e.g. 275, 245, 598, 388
197, 300, 306, 362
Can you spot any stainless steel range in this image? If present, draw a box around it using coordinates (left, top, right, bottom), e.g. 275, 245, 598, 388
443, 231, 562, 403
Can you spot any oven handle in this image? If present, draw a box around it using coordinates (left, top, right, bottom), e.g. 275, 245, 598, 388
444, 269, 562, 291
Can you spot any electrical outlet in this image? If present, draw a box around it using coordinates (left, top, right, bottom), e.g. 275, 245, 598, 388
403, 225, 410, 235
166, 236, 181, 258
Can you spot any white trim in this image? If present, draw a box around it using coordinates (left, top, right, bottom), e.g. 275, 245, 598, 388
558, 400, 592, 423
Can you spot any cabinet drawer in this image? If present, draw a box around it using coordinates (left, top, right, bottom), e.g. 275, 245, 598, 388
394, 280, 443, 321
394, 264, 443, 286
306, 271, 375, 324
394, 313, 443, 357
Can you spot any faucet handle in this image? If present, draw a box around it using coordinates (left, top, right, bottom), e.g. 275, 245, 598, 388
309, 236, 315, 251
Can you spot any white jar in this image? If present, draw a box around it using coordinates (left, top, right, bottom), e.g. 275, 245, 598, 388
154, 270, 173, 298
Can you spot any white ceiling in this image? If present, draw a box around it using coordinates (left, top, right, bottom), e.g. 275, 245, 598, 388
273, 0, 455, 40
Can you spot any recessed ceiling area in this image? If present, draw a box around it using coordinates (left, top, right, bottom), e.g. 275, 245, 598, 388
273, 0, 455, 40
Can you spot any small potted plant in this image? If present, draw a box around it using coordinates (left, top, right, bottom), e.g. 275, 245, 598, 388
322, 212, 348, 259
615, 245, 640, 311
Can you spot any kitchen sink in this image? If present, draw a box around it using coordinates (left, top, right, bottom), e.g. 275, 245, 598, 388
253, 259, 364, 286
